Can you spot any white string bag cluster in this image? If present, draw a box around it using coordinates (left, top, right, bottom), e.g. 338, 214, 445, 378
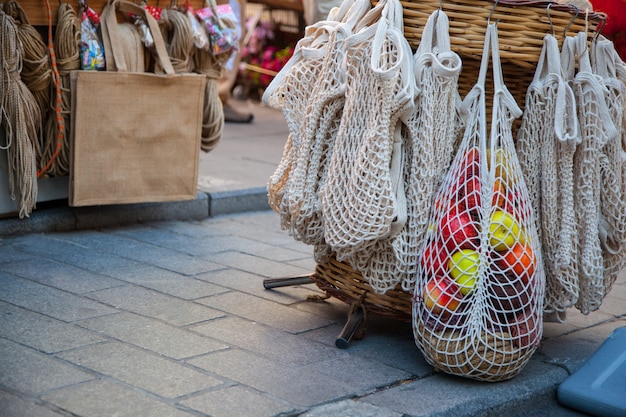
287, 0, 371, 255
412, 23, 545, 382
319, 0, 415, 264
350, 9, 462, 294
264, 4, 348, 229
516, 30, 626, 321
566, 33, 618, 315
592, 36, 626, 306
515, 33, 580, 321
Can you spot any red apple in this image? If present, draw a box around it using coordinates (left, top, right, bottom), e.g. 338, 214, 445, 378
420, 240, 448, 277
423, 276, 463, 313
458, 146, 481, 182
458, 175, 482, 214
439, 207, 480, 252
509, 309, 541, 348
486, 267, 531, 316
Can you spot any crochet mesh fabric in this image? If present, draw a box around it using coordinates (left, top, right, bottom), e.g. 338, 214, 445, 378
287, 0, 371, 247
320, 0, 414, 262
592, 37, 626, 303
351, 10, 462, 294
264, 25, 335, 231
565, 33, 619, 314
516, 34, 579, 319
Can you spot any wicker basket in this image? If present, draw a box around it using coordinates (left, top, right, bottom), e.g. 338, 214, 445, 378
312, 256, 413, 320
402, 0, 606, 110
312, 0, 605, 319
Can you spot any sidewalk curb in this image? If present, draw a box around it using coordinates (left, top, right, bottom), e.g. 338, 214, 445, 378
0, 188, 271, 237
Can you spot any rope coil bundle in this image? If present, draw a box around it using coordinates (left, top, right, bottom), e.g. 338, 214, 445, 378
43, 2, 81, 177
0, 10, 39, 218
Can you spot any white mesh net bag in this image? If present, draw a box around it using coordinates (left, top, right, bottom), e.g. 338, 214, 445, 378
591, 36, 626, 304
515, 34, 580, 322
412, 23, 545, 382
286, 0, 372, 249
564, 33, 619, 315
319, 0, 415, 262
263, 4, 350, 230
350, 9, 462, 294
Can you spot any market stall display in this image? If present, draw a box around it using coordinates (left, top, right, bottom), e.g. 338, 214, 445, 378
262, 0, 624, 381
1, 0, 232, 216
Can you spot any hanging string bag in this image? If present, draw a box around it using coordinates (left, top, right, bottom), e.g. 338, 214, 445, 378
591, 35, 626, 306
562, 32, 619, 315
285, 0, 372, 256
413, 22, 545, 382
0, 10, 39, 218
319, 0, 415, 262
263, 3, 353, 231
515, 31, 580, 322
344, 9, 462, 295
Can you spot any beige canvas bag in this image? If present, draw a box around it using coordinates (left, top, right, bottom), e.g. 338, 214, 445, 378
69, 0, 206, 206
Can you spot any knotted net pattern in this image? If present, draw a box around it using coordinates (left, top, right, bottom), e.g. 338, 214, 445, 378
350, 10, 462, 294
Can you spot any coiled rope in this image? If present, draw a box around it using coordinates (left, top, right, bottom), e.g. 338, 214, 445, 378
3, 0, 51, 171
159, 6, 195, 73
43, 2, 81, 176
191, 1, 232, 153
0, 10, 39, 218
194, 45, 227, 153
36, 0, 68, 178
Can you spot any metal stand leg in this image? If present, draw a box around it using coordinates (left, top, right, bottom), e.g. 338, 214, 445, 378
335, 306, 366, 349
263, 274, 314, 289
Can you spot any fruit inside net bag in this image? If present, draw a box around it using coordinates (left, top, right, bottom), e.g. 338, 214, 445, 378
412, 23, 546, 382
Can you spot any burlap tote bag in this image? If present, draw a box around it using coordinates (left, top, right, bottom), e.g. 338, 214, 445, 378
69, 0, 206, 206
319, 0, 415, 262
515, 33, 580, 322
412, 23, 545, 382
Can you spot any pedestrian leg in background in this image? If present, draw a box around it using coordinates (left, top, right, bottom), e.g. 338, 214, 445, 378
218, 0, 254, 123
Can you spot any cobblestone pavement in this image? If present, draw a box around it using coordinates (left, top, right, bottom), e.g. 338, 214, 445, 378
1, 208, 625, 417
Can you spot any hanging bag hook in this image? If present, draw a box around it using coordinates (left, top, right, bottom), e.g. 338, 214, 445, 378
488, 0, 500, 26
546, 3, 555, 37
563, 5, 579, 38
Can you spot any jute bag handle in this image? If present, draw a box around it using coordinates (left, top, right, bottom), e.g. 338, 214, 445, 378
101, 0, 175, 75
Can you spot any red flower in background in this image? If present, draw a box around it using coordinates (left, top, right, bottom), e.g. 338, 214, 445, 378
592, 0, 626, 60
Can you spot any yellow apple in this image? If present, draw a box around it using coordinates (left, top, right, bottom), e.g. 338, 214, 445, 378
487, 148, 515, 185
488, 210, 526, 251
448, 249, 480, 295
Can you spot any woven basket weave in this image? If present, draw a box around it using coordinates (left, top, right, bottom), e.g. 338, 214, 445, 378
312, 0, 605, 319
